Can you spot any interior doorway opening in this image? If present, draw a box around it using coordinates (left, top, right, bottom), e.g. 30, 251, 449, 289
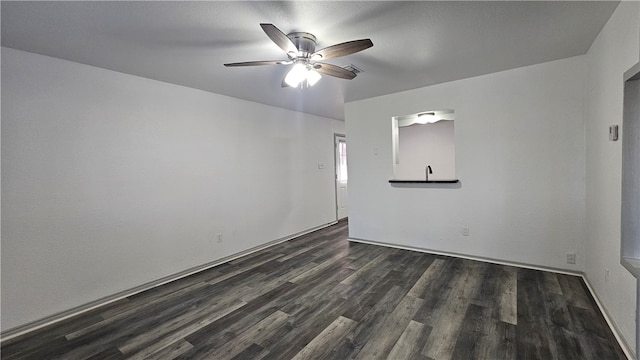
334, 134, 348, 220
620, 63, 639, 359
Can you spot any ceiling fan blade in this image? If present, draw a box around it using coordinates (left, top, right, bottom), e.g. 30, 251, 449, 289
313, 63, 357, 80
260, 23, 298, 55
311, 39, 373, 60
224, 60, 291, 67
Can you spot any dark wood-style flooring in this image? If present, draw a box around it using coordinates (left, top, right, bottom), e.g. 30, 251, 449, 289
1, 221, 627, 359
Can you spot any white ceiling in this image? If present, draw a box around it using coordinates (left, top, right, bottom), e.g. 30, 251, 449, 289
1, 1, 618, 120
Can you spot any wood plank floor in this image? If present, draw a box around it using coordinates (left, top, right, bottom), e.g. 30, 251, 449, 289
1, 221, 627, 359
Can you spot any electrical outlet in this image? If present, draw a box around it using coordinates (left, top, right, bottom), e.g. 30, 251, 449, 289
462, 227, 469, 236
216, 233, 223, 243
604, 268, 610, 283
566, 252, 576, 264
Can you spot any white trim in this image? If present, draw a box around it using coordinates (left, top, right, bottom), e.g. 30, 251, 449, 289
349, 236, 635, 359
1, 221, 337, 342
582, 276, 635, 360
333, 132, 347, 222
348, 237, 581, 276
624, 62, 640, 82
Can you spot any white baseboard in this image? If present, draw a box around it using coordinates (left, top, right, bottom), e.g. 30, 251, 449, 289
582, 276, 635, 360
1, 221, 337, 342
349, 237, 635, 359
348, 237, 582, 276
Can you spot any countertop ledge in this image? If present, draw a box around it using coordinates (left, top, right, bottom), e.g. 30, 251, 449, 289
389, 179, 460, 184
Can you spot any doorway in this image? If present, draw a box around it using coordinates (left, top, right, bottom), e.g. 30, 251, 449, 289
334, 134, 348, 220
621, 64, 640, 359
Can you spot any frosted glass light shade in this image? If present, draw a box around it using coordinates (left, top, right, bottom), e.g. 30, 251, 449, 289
307, 70, 321, 86
285, 64, 322, 88
285, 63, 308, 87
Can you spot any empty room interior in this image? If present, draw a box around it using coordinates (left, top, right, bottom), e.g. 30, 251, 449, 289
2, 1, 640, 359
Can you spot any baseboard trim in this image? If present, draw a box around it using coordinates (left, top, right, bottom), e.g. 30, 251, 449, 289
348, 237, 582, 276
1, 221, 337, 342
582, 276, 636, 360
348, 236, 635, 359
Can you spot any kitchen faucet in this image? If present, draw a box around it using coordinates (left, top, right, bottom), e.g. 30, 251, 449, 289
426, 165, 433, 181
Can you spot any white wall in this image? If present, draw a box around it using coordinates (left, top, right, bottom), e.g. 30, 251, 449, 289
346, 56, 586, 271
1, 47, 344, 331
584, 1, 640, 355
395, 121, 455, 180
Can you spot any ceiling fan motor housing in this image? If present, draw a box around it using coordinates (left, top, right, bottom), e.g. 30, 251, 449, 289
287, 32, 317, 58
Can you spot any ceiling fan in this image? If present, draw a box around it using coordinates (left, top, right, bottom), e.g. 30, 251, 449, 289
224, 23, 373, 88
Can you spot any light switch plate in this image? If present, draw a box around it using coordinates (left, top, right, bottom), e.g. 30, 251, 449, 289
609, 125, 619, 141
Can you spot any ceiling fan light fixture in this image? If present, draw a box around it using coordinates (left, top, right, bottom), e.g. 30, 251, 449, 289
285, 63, 322, 88
284, 63, 308, 87
225, 24, 372, 88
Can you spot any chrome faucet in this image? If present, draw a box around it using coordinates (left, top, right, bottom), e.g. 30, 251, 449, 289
426, 165, 433, 180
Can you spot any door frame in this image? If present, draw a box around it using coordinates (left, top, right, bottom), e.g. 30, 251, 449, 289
620, 62, 640, 360
334, 133, 347, 221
